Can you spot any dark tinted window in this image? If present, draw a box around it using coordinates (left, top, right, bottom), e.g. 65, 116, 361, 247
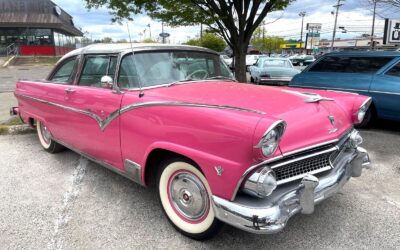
309, 56, 393, 73
386, 62, 400, 77
50, 57, 78, 84
79, 55, 117, 87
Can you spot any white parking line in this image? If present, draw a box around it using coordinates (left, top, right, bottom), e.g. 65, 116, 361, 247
47, 157, 88, 250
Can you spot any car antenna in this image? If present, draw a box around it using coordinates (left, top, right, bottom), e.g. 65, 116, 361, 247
126, 21, 145, 98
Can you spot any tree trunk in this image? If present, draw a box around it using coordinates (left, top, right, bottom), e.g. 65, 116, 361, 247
233, 44, 248, 83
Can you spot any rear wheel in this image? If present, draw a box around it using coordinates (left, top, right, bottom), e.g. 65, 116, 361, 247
157, 158, 223, 240
36, 121, 64, 153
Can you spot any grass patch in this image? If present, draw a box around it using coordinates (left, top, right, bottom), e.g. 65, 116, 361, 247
0, 125, 9, 135
0, 116, 24, 126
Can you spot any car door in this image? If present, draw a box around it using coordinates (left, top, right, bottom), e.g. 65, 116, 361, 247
369, 59, 400, 120
62, 54, 124, 169
36, 56, 80, 143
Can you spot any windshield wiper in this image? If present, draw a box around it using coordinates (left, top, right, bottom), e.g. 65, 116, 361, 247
205, 76, 236, 81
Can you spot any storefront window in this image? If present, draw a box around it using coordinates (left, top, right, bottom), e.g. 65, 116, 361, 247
0, 28, 53, 46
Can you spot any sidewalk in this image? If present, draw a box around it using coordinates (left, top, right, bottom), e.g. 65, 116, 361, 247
0, 92, 17, 123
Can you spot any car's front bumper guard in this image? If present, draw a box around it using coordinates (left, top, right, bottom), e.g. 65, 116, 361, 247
211, 147, 370, 234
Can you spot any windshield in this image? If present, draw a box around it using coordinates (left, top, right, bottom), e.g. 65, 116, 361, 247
118, 51, 234, 89
262, 59, 292, 68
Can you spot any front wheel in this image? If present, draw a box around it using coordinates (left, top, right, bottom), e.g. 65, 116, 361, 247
36, 120, 64, 153
157, 158, 223, 240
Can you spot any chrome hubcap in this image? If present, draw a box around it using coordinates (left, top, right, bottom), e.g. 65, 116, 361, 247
40, 123, 51, 144
169, 172, 209, 221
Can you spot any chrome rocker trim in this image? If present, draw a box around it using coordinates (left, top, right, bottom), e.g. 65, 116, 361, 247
15, 93, 265, 131
212, 146, 370, 234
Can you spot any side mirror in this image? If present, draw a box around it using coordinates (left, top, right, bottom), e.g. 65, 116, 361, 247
101, 75, 113, 89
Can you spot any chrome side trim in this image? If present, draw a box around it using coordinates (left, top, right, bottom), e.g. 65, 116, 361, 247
15, 94, 265, 131
124, 159, 144, 186
369, 90, 400, 96
289, 85, 369, 93
53, 138, 145, 186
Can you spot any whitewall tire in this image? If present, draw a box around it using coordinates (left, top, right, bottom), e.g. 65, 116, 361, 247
157, 158, 222, 240
36, 121, 64, 153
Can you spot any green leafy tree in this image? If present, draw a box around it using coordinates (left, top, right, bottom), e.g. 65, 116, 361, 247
102, 37, 113, 43
251, 28, 285, 53
186, 32, 225, 52
142, 38, 158, 43
85, 0, 293, 82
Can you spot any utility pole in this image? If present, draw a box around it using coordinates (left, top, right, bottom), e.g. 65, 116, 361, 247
200, 23, 203, 42
161, 22, 165, 44
299, 11, 306, 53
370, 0, 377, 50
147, 24, 151, 40
331, 0, 344, 51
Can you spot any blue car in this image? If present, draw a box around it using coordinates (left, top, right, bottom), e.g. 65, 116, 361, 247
289, 51, 400, 126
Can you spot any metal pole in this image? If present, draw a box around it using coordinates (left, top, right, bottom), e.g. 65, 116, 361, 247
200, 23, 203, 42
299, 12, 306, 53
331, 0, 343, 51
162, 22, 165, 44
371, 0, 377, 50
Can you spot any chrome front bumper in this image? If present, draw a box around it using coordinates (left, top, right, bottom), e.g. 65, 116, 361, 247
211, 147, 370, 234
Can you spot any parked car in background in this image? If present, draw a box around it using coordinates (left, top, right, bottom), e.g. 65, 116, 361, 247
290, 54, 315, 66
290, 51, 400, 127
246, 54, 260, 70
220, 54, 232, 68
249, 57, 301, 85
11, 44, 371, 240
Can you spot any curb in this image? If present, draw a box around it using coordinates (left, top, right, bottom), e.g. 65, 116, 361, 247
0, 124, 35, 135
2, 56, 16, 68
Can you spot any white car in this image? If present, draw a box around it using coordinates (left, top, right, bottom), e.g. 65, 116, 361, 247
220, 55, 233, 68
246, 54, 260, 70
249, 57, 301, 85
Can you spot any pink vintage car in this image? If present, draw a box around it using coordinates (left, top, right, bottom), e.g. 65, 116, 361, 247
11, 44, 371, 240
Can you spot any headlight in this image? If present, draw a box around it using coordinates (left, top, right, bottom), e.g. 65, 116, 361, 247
349, 130, 363, 148
242, 166, 277, 197
355, 97, 372, 124
255, 120, 286, 157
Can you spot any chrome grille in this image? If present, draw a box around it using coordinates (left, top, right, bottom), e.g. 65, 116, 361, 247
271, 135, 350, 185
273, 151, 333, 184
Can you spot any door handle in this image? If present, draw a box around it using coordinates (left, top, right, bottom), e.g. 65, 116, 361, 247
65, 88, 76, 94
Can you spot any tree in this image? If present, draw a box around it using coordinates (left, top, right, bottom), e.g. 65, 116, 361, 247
85, 0, 293, 82
116, 38, 128, 43
186, 32, 226, 52
102, 37, 113, 43
251, 27, 284, 54
142, 38, 158, 43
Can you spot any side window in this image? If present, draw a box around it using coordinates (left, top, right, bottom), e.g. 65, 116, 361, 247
50, 57, 78, 84
309, 56, 393, 73
348, 57, 393, 73
118, 54, 140, 89
386, 62, 400, 77
78, 55, 117, 87
308, 56, 351, 73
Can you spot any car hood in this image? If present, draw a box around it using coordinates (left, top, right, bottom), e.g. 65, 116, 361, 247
259, 67, 300, 77
144, 81, 352, 154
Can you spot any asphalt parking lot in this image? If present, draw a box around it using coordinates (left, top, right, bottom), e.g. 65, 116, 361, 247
1, 122, 400, 249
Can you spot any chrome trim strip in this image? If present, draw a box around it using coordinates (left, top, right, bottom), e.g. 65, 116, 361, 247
289, 85, 369, 93
369, 90, 400, 96
124, 159, 144, 186
53, 138, 145, 186
15, 94, 265, 131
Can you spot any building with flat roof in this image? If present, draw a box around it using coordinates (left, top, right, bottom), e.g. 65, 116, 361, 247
0, 0, 83, 56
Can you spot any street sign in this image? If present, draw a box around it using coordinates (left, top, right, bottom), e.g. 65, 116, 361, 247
383, 19, 400, 44
159, 32, 170, 38
306, 23, 322, 31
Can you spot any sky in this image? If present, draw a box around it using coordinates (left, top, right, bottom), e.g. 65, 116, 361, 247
52, 0, 400, 43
